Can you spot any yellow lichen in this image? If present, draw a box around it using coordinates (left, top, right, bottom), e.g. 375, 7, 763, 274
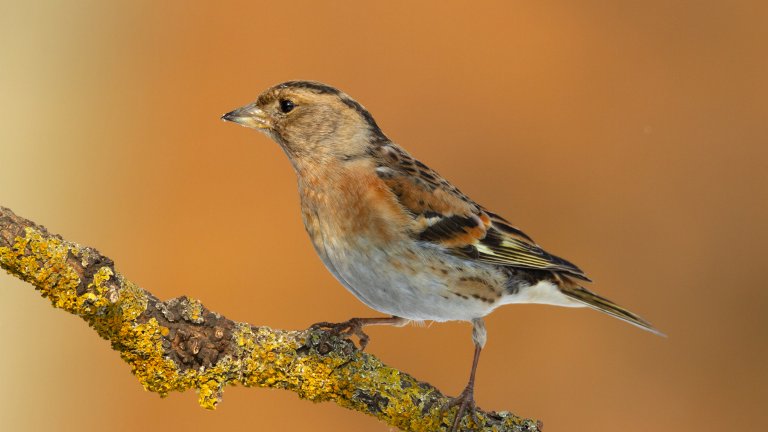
182, 297, 204, 323
0, 229, 82, 313
1, 222, 537, 431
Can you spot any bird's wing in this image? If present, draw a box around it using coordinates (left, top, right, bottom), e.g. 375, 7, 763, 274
372, 143, 590, 281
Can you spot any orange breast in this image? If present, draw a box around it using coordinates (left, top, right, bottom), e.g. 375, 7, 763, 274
300, 160, 412, 245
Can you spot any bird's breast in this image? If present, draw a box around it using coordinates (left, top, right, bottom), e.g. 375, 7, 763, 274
293, 160, 514, 321
298, 160, 412, 248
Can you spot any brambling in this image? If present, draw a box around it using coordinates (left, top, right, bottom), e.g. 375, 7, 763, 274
223, 81, 662, 431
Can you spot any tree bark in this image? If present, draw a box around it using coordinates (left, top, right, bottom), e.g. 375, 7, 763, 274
0, 206, 541, 432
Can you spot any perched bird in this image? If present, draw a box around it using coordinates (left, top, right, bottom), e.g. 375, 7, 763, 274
222, 81, 662, 430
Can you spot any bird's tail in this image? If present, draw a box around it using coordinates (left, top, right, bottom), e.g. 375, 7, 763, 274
560, 284, 665, 336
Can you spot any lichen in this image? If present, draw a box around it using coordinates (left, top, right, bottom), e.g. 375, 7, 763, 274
181, 297, 204, 324
0, 214, 539, 431
0, 228, 82, 312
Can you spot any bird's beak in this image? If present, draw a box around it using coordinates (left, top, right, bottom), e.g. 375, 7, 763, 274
221, 104, 272, 130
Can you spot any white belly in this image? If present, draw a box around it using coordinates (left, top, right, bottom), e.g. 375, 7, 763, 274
316, 237, 498, 322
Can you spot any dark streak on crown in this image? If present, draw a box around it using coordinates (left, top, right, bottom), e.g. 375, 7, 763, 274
278, 80, 342, 95
278, 81, 389, 144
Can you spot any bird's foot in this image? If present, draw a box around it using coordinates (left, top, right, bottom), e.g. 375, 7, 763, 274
444, 384, 482, 431
310, 318, 372, 350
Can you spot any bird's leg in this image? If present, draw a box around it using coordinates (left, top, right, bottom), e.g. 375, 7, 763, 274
445, 318, 486, 431
310, 316, 409, 350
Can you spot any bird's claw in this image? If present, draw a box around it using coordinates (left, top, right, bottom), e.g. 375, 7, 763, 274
310, 318, 371, 350
443, 385, 482, 431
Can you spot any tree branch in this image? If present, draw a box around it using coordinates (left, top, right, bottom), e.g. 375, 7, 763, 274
0, 206, 541, 432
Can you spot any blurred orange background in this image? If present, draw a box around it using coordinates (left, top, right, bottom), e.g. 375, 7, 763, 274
1, 1, 766, 431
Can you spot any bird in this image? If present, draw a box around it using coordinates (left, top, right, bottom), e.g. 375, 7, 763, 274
222, 80, 662, 431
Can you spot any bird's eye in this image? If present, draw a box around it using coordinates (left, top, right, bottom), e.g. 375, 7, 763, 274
279, 99, 295, 113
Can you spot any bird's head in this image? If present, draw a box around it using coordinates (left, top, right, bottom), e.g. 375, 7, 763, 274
222, 81, 388, 165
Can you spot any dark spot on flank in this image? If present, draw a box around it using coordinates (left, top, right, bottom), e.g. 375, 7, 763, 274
460, 276, 487, 284
471, 294, 494, 304
504, 280, 521, 295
